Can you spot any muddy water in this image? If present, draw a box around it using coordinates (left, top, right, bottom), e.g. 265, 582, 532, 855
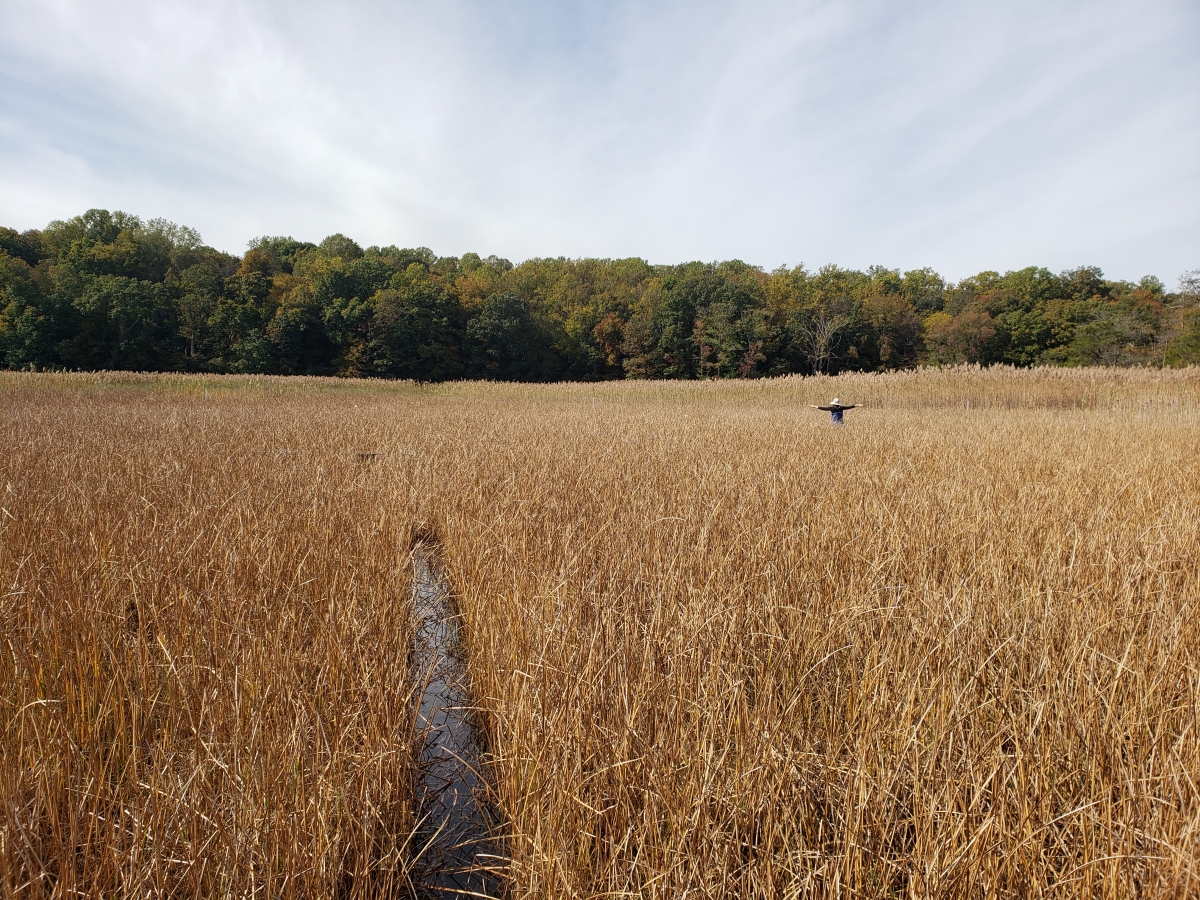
410, 545, 504, 898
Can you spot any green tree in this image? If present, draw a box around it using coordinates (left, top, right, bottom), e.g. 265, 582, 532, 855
901, 267, 946, 314
366, 264, 464, 380
0, 227, 45, 267
465, 292, 559, 381
266, 278, 335, 375
650, 266, 759, 379
1059, 320, 1126, 366
621, 279, 666, 379
860, 292, 921, 370
0, 250, 61, 368
318, 233, 364, 261
247, 236, 317, 273
176, 264, 221, 361
64, 275, 178, 370
1164, 310, 1200, 366
202, 249, 278, 373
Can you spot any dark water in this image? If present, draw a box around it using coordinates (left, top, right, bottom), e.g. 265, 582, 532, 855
410, 545, 505, 898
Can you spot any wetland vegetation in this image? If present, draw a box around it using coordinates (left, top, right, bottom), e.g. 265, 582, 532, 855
2, 367, 1198, 897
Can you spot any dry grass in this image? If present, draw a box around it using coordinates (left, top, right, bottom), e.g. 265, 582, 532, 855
3, 366, 1199, 898
1, 388, 422, 896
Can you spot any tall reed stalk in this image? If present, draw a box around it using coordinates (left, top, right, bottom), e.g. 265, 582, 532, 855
3, 367, 1198, 898
1, 390, 422, 897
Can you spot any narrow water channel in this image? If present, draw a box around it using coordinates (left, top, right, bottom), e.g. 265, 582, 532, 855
410, 543, 504, 898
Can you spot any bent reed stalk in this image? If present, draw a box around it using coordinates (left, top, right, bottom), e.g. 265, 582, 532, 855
2, 366, 1199, 899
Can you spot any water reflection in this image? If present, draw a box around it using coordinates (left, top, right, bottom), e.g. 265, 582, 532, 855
411, 544, 505, 898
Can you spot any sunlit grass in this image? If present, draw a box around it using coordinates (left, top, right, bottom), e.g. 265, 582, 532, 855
1, 388, 421, 897
2, 367, 1198, 898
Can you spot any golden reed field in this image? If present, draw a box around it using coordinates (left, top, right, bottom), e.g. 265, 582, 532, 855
2, 367, 1198, 899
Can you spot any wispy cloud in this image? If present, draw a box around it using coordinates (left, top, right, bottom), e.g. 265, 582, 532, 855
1, 0, 1196, 280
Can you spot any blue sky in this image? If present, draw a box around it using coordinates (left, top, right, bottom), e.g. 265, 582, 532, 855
1, 0, 1197, 282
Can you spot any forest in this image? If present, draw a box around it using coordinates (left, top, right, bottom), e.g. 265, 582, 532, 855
2, 208, 1198, 380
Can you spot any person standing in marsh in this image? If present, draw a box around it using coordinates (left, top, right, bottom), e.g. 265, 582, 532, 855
812, 397, 857, 424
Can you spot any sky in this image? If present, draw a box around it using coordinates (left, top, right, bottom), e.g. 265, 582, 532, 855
1, 0, 1197, 282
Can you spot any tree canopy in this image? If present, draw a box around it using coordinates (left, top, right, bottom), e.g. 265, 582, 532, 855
2, 210, 1197, 379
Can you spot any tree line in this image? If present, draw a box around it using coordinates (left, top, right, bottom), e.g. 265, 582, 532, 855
2, 209, 1198, 380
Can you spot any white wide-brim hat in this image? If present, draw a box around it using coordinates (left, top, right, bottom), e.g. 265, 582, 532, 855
830, 397, 841, 405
